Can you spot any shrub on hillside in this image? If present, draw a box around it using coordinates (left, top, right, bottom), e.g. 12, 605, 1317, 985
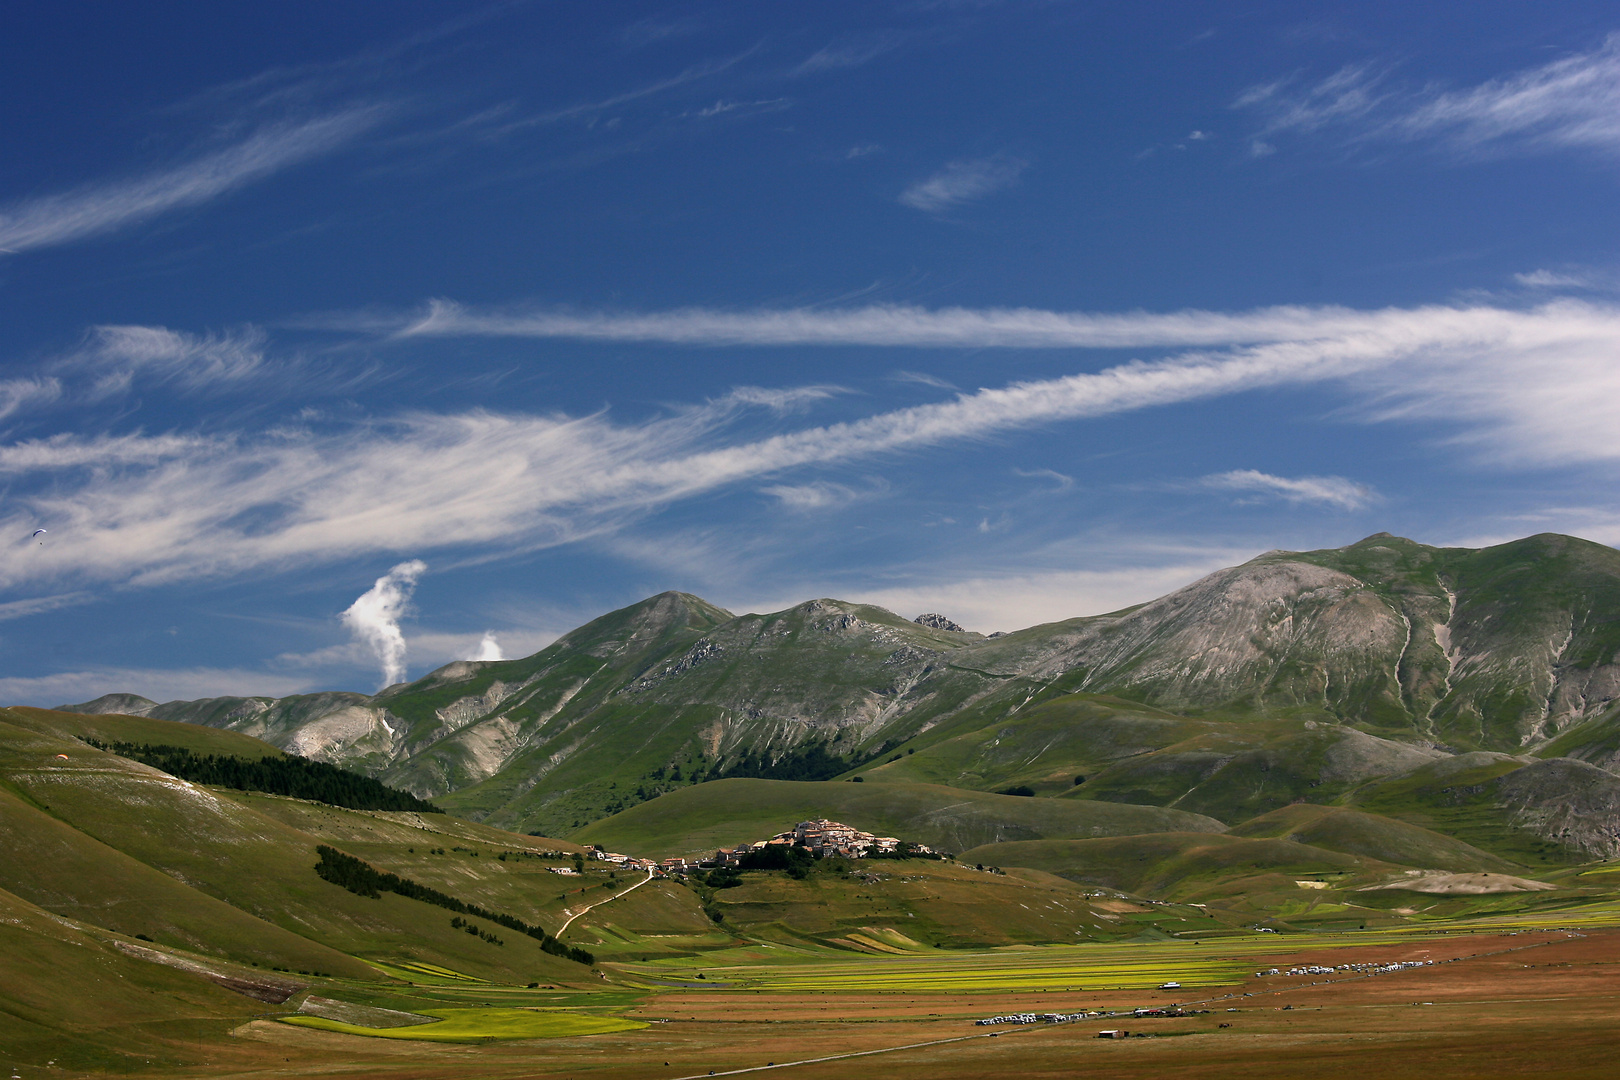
87, 740, 440, 814
312, 845, 594, 965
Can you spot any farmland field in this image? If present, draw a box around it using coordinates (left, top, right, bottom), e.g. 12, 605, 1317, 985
24, 911, 1614, 1079
280, 1006, 648, 1041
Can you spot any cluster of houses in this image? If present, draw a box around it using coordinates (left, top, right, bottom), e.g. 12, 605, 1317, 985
642, 819, 930, 873
561, 819, 932, 878
733, 818, 930, 862
575, 850, 660, 873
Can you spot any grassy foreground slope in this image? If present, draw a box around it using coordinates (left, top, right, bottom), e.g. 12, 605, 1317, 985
0, 711, 594, 986
0, 779, 367, 974
0, 884, 276, 1073
571, 777, 1225, 857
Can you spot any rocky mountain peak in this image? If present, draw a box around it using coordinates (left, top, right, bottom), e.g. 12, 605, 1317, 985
913, 613, 965, 632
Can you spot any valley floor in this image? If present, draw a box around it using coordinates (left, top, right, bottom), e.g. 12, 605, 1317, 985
20, 919, 1620, 1080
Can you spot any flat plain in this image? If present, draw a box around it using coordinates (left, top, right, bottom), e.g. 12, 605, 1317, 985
10, 919, 1611, 1080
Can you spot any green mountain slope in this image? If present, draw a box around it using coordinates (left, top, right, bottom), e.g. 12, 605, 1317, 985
954, 832, 1386, 913
856, 692, 1212, 794
1226, 804, 1518, 873
1063, 718, 1447, 823
1347, 752, 1620, 864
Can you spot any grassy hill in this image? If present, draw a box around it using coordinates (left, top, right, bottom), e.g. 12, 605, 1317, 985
3, 705, 291, 757
1063, 719, 1447, 823
1535, 702, 1620, 774
694, 859, 1142, 948
0, 710, 598, 987
1227, 804, 1519, 873
571, 776, 1225, 858
854, 693, 1212, 794
955, 832, 1390, 920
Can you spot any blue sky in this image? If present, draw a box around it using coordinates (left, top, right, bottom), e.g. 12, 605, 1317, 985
4, 1, 1620, 702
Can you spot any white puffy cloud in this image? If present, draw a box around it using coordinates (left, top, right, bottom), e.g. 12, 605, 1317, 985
469, 631, 504, 662
340, 560, 427, 689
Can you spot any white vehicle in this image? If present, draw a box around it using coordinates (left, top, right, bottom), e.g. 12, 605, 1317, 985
1159, 981, 1181, 990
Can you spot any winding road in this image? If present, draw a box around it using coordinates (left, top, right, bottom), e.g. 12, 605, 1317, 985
556, 866, 656, 936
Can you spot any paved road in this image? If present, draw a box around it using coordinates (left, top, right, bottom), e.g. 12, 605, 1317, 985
557, 866, 655, 936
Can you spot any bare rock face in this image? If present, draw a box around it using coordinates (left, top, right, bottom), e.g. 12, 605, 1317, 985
982, 559, 1410, 720
914, 613, 966, 632
1492, 757, 1620, 861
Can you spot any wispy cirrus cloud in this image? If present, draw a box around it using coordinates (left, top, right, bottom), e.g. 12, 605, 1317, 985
760, 480, 865, 510
1201, 469, 1377, 510
712, 384, 846, 413
1238, 32, 1620, 159
392, 295, 1413, 347
795, 30, 912, 75
899, 155, 1027, 212
0, 378, 62, 422
6, 299, 1620, 597
67, 325, 268, 397
494, 48, 759, 133
45, 323, 374, 407
0, 110, 381, 255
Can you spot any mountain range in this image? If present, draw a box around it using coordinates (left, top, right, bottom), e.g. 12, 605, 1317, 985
62, 532, 1620, 859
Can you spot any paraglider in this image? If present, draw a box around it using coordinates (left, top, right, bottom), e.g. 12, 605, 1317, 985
31, 529, 46, 545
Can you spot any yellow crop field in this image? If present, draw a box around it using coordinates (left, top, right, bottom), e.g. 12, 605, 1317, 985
616, 923, 1573, 994
280, 1007, 648, 1041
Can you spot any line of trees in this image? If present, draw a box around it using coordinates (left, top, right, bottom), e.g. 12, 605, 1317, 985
86, 740, 441, 814
313, 845, 594, 966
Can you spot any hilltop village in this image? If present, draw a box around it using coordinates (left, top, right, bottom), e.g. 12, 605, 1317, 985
588, 819, 933, 874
